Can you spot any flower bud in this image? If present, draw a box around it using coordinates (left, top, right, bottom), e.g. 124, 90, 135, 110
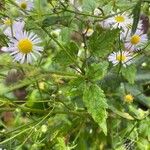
41, 124, 48, 133
124, 94, 134, 103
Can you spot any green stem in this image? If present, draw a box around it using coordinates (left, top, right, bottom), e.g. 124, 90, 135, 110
64, 7, 133, 20
0, 107, 88, 117
0, 127, 32, 145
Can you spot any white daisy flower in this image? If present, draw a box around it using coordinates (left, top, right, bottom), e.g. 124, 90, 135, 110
108, 51, 133, 67
1, 31, 43, 64
16, 0, 34, 11
124, 29, 148, 51
105, 12, 133, 30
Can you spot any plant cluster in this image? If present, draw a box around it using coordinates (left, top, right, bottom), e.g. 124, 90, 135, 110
0, 0, 150, 150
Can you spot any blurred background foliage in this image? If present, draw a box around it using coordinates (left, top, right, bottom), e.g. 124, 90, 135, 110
0, 0, 150, 149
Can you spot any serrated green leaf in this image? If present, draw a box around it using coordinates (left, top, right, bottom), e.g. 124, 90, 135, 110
88, 29, 119, 57
121, 65, 137, 84
53, 41, 79, 66
67, 77, 86, 98
86, 61, 108, 81
83, 84, 108, 135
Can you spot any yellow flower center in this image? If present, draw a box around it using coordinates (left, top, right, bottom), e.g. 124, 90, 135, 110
116, 54, 126, 62
20, 2, 27, 9
18, 39, 33, 54
124, 94, 134, 103
3, 19, 12, 26
130, 35, 141, 44
115, 16, 125, 23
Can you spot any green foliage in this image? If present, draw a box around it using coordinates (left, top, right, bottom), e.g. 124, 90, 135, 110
53, 41, 79, 66
82, 0, 98, 12
88, 29, 119, 57
108, 105, 134, 120
132, 0, 142, 34
54, 137, 69, 150
42, 16, 72, 27
125, 84, 150, 109
86, 61, 109, 81
83, 84, 108, 135
0, 0, 150, 149
54, 42, 79, 66
121, 65, 137, 84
